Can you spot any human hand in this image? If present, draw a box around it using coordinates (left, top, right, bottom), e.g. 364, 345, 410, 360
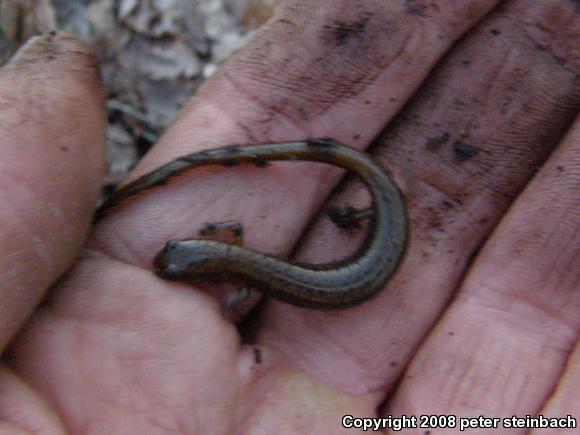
2, 1, 579, 433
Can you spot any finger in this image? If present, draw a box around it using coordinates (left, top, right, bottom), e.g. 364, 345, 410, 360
0, 32, 105, 350
537, 340, 580, 434
386, 115, 580, 431
0, 364, 66, 433
252, 0, 579, 413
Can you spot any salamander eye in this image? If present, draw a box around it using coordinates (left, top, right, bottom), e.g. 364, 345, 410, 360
164, 240, 179, 252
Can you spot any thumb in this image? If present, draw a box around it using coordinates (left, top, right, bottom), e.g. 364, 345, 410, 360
0, 32, 105, 351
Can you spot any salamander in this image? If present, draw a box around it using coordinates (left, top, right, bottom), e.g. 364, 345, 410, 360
97, 138, 407, 309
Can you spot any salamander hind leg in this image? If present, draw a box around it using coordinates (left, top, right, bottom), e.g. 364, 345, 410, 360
327, 205, 374, 229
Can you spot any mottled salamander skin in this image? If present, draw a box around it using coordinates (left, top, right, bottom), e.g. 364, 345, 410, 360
97, 138, 407, 309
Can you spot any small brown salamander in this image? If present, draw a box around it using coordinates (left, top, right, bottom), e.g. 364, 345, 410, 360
97, 138, 407, 309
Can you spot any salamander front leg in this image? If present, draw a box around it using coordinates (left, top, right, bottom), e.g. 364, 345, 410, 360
199, 221, 243, 243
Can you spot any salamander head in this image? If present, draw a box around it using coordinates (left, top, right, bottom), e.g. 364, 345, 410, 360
153, 239, 223, 280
